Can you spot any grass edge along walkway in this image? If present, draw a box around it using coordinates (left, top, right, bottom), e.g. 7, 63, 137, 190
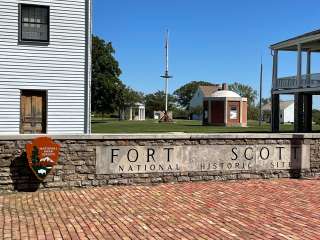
91, 119, 314, 134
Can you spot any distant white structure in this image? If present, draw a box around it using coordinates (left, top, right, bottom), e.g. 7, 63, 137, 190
128, 103, 145, 121
190, 84, 225, 120
262, 101, 294, 123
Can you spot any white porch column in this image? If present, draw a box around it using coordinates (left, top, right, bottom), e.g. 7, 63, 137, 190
297, 43, 302, 86
294, 44, 304, 133
271, 49, 279, 132
224, 99, 228, 126
129, 107, 133, 120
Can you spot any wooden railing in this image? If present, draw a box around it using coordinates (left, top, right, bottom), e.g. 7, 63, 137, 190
275, 73, 320, 89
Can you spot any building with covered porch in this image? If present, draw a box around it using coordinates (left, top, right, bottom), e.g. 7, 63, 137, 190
127, 103, 145, 121
271, 29, 320, 132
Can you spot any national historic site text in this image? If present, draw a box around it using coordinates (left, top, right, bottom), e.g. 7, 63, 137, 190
96, 144, 310, 174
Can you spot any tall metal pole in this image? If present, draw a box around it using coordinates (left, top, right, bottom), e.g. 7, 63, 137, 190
161, 29, 172, 113
165, 30, 169, 112
259, 56, 263, 126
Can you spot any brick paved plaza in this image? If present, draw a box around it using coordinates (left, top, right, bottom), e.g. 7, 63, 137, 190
1, 179, 320, 240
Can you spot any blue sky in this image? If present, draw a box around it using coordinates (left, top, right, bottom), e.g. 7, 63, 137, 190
93, 0, 320, 101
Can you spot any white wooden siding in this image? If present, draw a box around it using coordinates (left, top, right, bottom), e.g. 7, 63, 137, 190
190, 89, 204, 109
0, 0, 89, 134
283, 103, 294, 123
189, 89, 204, 120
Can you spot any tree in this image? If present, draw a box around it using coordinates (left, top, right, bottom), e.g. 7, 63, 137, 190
91, 36, 123, 115
189, 105, 203, 116
313, 109, 320, 125
122, 87, 144, 108
173, 81, 214, 109
172, 108, 190, 119
229, 82, 257, 107
248, 105, 259, 121
145, 91, 176, 118
117, 87, 144, 120
229, 82, 258, 120
261, 97, 271, 106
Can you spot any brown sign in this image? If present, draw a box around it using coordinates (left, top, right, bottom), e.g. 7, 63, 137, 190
26, 137, 60, 180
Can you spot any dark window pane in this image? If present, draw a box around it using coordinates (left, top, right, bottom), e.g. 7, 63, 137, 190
21, 6, 29, 21
21, 5, 49, 42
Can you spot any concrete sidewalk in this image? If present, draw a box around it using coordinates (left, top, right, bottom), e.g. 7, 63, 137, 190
1, 179, 320, 239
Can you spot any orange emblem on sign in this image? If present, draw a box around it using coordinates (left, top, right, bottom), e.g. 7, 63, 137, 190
26, 137, 60, 181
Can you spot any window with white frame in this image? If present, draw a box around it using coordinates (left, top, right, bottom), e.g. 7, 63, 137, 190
230, 105, 238, 120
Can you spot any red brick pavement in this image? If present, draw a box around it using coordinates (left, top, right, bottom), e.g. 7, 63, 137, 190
1, 179, 320, 239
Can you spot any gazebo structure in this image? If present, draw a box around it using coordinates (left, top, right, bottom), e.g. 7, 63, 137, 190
128, 103, 145, 121
271, 29, 320, 132
203, 88, 247, 127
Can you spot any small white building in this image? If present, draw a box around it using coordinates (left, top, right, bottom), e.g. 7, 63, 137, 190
0, 0, 92, 134
127, 103, 145, 121
190, 84, 225, 120
262, 101, 294, 123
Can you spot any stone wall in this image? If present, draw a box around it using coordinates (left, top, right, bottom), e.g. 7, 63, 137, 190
0, 134, 319, 192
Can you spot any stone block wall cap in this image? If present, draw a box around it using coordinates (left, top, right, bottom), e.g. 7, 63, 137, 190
0, 132, 319, 140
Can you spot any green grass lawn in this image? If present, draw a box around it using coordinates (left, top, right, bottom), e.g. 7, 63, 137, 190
92, 118, 320, 133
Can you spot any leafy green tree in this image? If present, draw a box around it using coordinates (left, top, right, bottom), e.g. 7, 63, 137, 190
229, 82, 257, 107
261, 97, 271, 106
173, 81, 213, 109
313, 109, 320, 125
248, 105, 259, 121
91, 36, 123, 115
123, 87, 144, 107
190, 105, 203, 115
145, 91, 176, 118
172, 108, 190, 119
229, 82, 258, 120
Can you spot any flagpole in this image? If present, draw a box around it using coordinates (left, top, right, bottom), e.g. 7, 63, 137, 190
259, 56, 263, 126
161, 29, 172, 115
165, 30, 169, 112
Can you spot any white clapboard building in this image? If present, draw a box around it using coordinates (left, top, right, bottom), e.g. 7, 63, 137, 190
0, 0, 92, 134
189, 84, 224, 120
262, 101, 294, 124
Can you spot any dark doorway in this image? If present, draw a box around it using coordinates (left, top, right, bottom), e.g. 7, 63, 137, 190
211, 100, 224, 124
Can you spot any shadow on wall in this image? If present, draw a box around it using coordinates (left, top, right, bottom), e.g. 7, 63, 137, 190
289, 134, 304, 179
9, 152, 41, 192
